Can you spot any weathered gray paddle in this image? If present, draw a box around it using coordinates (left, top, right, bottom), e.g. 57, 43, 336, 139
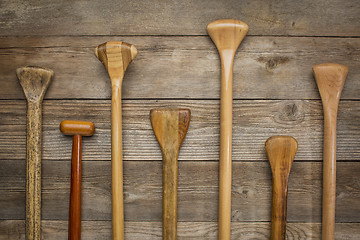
17, 66, 54, 240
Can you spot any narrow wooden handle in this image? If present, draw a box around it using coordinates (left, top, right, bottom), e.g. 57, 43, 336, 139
150, 108, 191, 240
26, 101, 42, 240
69, 135, 82, 240
17, 66, 53, 240
266, 136, 298, 240
112, 86, 124, 240
95, 41, 137, 240
207, 19, 249, 240
162, 152, 178, 240
313, 63, 348, 240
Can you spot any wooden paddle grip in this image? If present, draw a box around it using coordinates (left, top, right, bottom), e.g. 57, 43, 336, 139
26, 101, 42, 240
111, 86, 124, 240
69, 135, 82, 240
162, 151, 178, 240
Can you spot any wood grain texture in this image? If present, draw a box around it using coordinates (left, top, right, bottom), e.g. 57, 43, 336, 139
1, 220, 360, 240
151, 109, 191, 240
95, 41, 137, 240
266, 136, 298, 240
0, 0, 359, 36
16, 66, 53, 240
207, 19, 249, 240
0, 99, 359, 162
313, 63, 349, 240
1, 161, 360, 223
1, 36, 359, 100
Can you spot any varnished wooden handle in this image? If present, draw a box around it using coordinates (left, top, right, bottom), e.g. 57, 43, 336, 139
17, 66, 53, 240
60, 120, 94, 240
207, 19, 249, 240
266, 136, 298, 240
69, 135, 82, 240
95, 41, 137, 240
313, 63, 348, 240
150, 109, 191, 240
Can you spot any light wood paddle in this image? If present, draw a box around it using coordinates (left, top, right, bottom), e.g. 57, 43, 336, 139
266, 136, 298, 240
17, 66, 54, 240
207, 19, 249, 240
95, 41, 137, 240
60, 120, 95, 240
150, 108, 191, 240
313, 63, 348, 240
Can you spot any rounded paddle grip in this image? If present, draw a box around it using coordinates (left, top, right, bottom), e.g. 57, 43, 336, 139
207, 19, 248, 240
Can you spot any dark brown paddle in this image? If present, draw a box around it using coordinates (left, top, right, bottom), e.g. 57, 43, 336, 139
150, 108, 191, 240
60, 120, 95, 240
17, 66, 54, 240
266, 136, 298, 240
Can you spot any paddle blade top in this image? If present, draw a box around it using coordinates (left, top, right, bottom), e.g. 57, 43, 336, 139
16, 66, 54, 103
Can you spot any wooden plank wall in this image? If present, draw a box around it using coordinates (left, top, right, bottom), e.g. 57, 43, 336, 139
0, 0, 359, 239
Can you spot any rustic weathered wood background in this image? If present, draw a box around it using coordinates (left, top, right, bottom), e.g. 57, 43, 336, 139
0, 0, 359, 239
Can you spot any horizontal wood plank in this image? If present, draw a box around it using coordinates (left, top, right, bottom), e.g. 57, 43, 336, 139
1, 0, 359, 36
0, 36, 359, 100
1, 161, 359, 222
0, 100, 359, 162
1, 220, 359, 239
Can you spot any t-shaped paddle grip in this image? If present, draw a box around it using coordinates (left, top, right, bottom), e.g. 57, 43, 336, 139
60, 120, 95, 136
60, 120, 95, 240
150, 108, 191, 240
266, 136, 298, 240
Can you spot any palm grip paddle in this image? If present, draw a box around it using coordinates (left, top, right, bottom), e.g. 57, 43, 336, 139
207, 19, 249, 240
17, 66, 53, 240
150, 109, 191, 240
313, 63, 348, 240
95, 41, 137, 240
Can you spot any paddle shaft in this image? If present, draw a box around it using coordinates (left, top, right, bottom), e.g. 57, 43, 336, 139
112, 85, 124, 239
266, 136, 297, 240
26, 101, 42, 240
69, 135, 82, 240
162, 143, 178, 240
271, 174, 290, 239
219, 51, 234, 240
322, 104, 338, 240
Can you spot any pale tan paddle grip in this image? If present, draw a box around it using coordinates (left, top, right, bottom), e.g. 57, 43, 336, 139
207, 19, 249, 240
313, 63, 348, 240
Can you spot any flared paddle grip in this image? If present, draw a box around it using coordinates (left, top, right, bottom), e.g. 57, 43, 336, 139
313, 63, 348, 240
95, 41, 137, 240
17, 66, 53, 240
69, 135, 82, 240
207, 19, 249, 240
150, 109, 191, 240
